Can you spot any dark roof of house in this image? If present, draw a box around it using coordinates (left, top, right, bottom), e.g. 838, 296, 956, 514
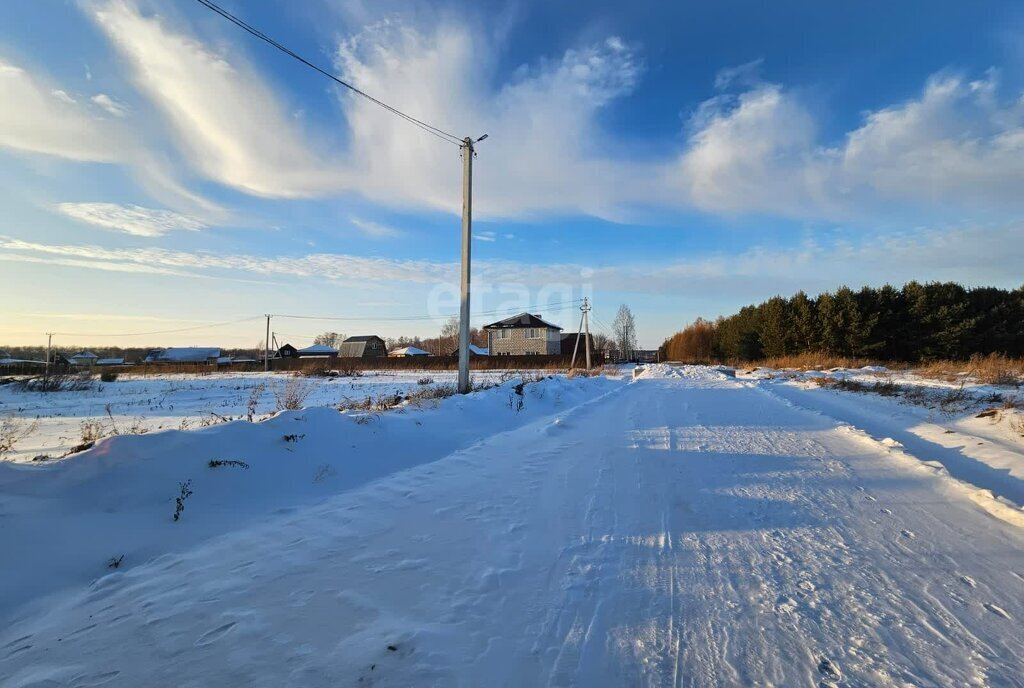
343, 335, 384, 343
483, 313, 562, 330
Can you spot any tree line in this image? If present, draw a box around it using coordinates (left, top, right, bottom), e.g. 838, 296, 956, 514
660, 282, 1024, 363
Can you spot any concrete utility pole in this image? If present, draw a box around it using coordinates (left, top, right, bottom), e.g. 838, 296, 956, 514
583, 297, 592, 371
569, 297, 593, 371
458, 134, 487, 394
265, 314, 271, 372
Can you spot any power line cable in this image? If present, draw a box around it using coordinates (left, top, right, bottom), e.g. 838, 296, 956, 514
271, 300, 582, 322
193, 0, 462, 146
51, 315, 264, 339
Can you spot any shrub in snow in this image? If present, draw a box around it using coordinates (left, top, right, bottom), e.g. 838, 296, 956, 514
246, 383, 266, 422
172, 480, 193, 522
14, 372, 94, 393
100, 371, 118, 383
275, 378, 314, 411
208, 459, 249, 469
1, 417, 37, 458
80, 419, 105, 444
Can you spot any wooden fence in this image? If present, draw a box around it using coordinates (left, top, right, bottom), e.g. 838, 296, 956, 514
92, 353, 604, 377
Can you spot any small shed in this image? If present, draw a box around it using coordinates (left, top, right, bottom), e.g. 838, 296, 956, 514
339, 335, 387, 358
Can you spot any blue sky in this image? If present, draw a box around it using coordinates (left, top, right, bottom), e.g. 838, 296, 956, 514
1, 0, 1023, 348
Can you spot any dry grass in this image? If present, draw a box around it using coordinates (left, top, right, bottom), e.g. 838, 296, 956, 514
749, 352, 1023, 387
748, 353, 880, 371
812, 375, 977, 412
911, 354, 1023, 386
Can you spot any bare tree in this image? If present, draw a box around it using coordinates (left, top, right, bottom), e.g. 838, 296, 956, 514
313, 332, 344, 348
440, 317, 460, 355
612, 304, 637, 361
593, 332, 613, 354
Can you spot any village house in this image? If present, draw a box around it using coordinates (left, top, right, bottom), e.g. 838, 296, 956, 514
274, 344, 298, 359
142, 347, 221, 364
389, 346, 430, 357
450, 344, 488, 357
559, 332, 595, 356
484, 313, 563, 356
339, 335, 387, 358
296, 344, 338, 358
68, 351, 99, 367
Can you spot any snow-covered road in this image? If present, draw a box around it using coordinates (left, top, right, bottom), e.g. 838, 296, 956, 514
3, 366, 1023, 687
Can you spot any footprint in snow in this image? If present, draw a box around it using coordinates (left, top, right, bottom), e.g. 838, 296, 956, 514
818, 657, 842, 682
959, 575, 977, 588
70, 671, 121, 687
900, 529, 915, 539
879, 508, 892, 515
798, 580, 817, 594
194, 621, 237, 646
983, 603, 1011, 619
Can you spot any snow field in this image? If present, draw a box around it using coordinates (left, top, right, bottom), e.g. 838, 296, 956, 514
1, 364, 1022, 686
0, 370, 536, 462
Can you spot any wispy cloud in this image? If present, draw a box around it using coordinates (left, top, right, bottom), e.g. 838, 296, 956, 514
56, 202, 207, 237
0, 59, 124, 162
2, 222, 1019, 294
713, 58, 764, 90
473, 231, 496, 242
91, 93, 128, 117
350, 217, 402, 238
88, 0, 347, 199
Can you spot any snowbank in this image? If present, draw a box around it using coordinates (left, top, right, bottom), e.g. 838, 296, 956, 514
0, 374, 624, 620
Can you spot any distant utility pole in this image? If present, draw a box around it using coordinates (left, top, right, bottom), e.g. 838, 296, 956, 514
264, 314, 271, 372
457, 134, 487, 394
570, 298, 592, 371
45, 332, 53, 376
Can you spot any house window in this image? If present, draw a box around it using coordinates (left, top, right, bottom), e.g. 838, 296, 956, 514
525, 328, 542, 339
495, 330, 509, 339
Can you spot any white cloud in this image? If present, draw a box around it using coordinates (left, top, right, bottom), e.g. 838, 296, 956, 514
473, 231, 496, 242
91, 93, 128, 117
335, 22, 647, 217
12, 0, 1024, 224
674, 84, 825, 216
0, 59, 123, 162
350, 217, 402, 238
88, 0, 348, 198
835, 73, 1024, 209
672, 72, 1024, 218
56, 202, 206, 237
